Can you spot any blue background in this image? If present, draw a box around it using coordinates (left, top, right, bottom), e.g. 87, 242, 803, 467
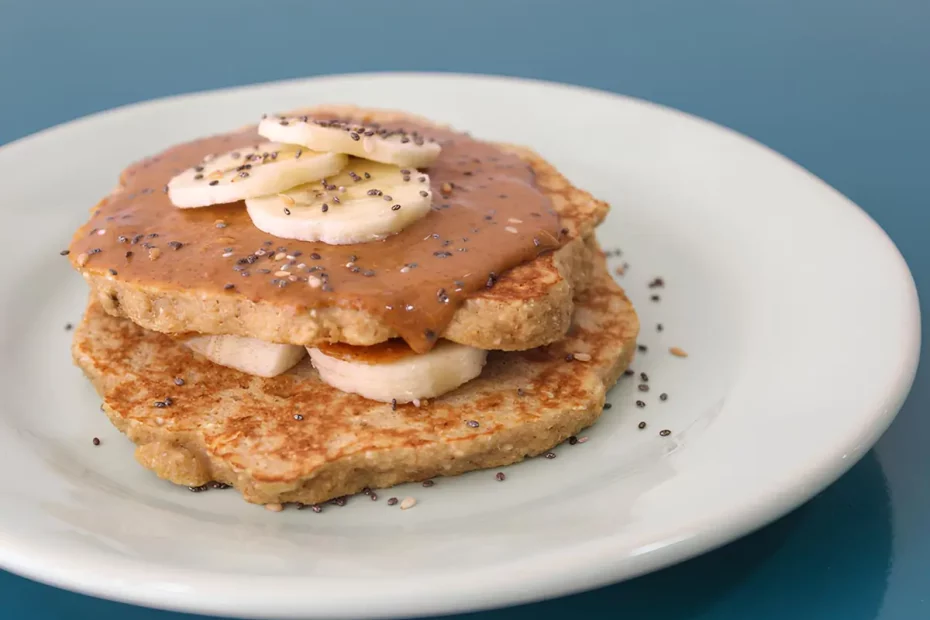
1, 0, 927, 618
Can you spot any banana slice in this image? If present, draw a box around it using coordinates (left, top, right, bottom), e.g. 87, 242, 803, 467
245, 158, 432, 244
184, 334, 306, 378
167, 142, 347, 208
259, 115, 441, 168
308, 340, 487, 403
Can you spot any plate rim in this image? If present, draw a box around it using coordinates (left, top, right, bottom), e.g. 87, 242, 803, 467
0, 71, 920, 618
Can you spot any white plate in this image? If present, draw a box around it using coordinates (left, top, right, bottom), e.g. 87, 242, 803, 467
0, 73, 919, 619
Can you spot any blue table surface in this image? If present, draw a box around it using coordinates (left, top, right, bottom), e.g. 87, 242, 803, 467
1, 1, 928, 618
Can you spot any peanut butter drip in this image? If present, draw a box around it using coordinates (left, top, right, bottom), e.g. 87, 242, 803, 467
69, 119, 562, 352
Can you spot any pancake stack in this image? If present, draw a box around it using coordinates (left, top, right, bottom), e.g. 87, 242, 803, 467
67, 105, 639, 506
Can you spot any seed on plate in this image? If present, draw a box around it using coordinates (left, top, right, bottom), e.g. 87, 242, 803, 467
638, 421, 647, 430
400, 497, 417, 510
544, 452, 557, 459
660, 393, 668, 401
669, 347, 688, 358
638, 384, 649, 392
496, 472, 506, 481
422, 480, 435, 488
568, 436, 578, 445
92, 437, 101, 446
636, 400, 646, 408
387, 497, 398, 506
265, 503, 284, 512
659, 429, 672, 437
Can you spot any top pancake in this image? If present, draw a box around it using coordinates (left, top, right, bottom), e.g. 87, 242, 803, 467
69, 105, 609, 351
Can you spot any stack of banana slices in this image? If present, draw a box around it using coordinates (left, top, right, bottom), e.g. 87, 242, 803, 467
165, 114, 488, 404
167, 114, 440, 245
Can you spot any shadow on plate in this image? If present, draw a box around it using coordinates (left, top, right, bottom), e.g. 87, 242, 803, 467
464, 449, 893, 620
0, 451, 891, 620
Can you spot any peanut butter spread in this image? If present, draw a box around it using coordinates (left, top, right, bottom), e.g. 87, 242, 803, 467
69, 117, 563, 353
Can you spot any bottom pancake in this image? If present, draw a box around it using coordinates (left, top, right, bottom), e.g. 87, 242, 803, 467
71, 257, 639, 506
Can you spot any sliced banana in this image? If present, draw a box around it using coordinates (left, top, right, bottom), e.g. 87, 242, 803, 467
259, 115, 441, 168
167, 142, 347, 208
184, 334, 306, 378
245, 158, 432, 244
308, 340, 487, 403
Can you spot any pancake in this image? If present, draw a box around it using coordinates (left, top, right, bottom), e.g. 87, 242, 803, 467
69, 106, 609, 352
72, 254, 638, 505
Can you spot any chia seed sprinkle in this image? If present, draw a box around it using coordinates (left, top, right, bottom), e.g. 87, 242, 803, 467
638, 421, 647, 429
174, 377, 185, 386
64, 323, 73, 331
422, 480, 434, 488
657, 323, 664, 332
496, 472, 506, 481
387, 497, 398, 506
636, 400, 646, 408
660, 429, 672, 437
568, 436, 578, 445
604, 403, 612, 409
294, 414, 304, 421
624, 369, 635, 376
638, 384, 650, 392
466, 420, 479, 428
638, 344, 648, 352
59, 249, 70, 256
92, 437, 100, 446
370, 493, 378, 501
391, 399, 397, 411
660, 393, 669, 401
650, 294, 660, 302
544, 452, 557, 459
392, 204, 401, 211
209, 180, 219, 186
